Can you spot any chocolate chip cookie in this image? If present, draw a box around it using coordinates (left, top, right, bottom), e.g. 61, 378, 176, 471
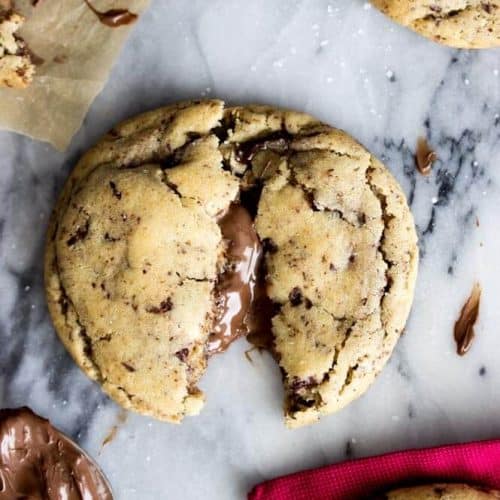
0, 8, 35, 88
371, 1, 500, 48
380, 484, 500, 499
45, 100, 418, 426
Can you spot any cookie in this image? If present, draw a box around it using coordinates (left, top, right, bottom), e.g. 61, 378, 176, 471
45, 100, 418, 426
371, 1, 500, 49
0, 9, 35, 88
0, 407, 113, 499
380, 484, 500, 499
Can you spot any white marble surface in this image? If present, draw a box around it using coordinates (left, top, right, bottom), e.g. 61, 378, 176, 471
1, 1, 500, 499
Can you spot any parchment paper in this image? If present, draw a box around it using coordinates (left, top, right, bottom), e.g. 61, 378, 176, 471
0, 0, 150, 150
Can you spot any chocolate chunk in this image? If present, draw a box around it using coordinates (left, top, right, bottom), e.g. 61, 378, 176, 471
109, 181, 122, 200
66, 219, 89, 246
262, 237, 278, 254
454, 283, 481, 356
289, 287, 303, 306
482, 3, 493, 14
175, 348, 189, 363
121, 362, 135, 372
146, 298, 173, 314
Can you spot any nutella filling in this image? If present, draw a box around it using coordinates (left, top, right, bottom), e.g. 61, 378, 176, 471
0, 407, 113, 500
207, 203, 263, 354
84, 0, 138, 27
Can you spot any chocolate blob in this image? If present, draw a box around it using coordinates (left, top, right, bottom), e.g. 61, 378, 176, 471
415, 137, 437, 176
84, 0, 138, 27
0, 407, 113, 499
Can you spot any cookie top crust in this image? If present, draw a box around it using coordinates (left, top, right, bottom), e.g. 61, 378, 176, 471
371, 0, 500, 48
381, 484, 500, 499
45, 100, 418, 426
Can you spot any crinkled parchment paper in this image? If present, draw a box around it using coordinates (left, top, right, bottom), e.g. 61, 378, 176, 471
0, 0, 150, 150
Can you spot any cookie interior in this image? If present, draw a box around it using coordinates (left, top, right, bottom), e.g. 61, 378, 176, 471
45, 100, 418, 426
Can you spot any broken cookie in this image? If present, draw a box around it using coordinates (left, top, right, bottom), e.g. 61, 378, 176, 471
0, 7, 35, 88
45, 100, 418, 427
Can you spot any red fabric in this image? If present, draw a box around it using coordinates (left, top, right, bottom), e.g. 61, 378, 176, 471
248, 440, 500, 500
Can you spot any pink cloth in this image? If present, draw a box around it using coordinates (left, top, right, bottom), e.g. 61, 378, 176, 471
248, 440, 500, 500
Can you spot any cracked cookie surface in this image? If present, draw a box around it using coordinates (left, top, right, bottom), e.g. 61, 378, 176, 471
45, 100, 418, 425
371, 0, 500, 48
380, 484, 500, 499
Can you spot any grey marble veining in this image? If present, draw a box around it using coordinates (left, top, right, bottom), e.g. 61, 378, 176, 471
1, 1, 500, 499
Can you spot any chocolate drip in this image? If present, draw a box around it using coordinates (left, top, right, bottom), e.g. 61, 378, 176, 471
84, 0, 137, 27
0, 407, 113, 499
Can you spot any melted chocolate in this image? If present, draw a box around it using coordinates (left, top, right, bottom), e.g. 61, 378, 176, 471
84, 0, 138, 27
244, 260, 278, 351
415, 137, 437, 176
207, 204, 263, 354
0, 407, 113, 499
235, 130, 291, 164
454, 283, 481, 356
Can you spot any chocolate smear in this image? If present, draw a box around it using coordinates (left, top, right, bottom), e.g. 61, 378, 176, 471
454, 282, 481, 356
0, 407, 113, 499
101, 410, 127, 451
84, 0, 138, 27
415, 137, 437, 176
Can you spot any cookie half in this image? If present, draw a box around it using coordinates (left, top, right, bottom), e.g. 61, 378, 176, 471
371, 1, 500, 49
380, 484, 500, 499
45, 100, 418, 426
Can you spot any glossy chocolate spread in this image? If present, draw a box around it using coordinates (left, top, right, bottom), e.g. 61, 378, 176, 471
0, 407, 113, 499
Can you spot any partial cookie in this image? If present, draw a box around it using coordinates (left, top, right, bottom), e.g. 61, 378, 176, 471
0, 8, 35, 88
0, 407, 113, 499
371, 1, 500, 49
45, 100, 418, 426
380, 483, 500, 499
